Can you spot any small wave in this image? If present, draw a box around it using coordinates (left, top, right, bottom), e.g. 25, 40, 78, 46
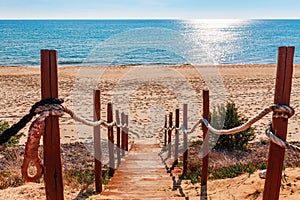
58, 61, 83, 65
0, 61, 39, 66
118, 62, 188, 66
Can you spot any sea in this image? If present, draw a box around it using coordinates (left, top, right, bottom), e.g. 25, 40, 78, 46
0, 19, 300, 66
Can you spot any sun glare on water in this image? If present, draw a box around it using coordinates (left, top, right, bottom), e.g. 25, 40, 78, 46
182, 19, 252, 64
185, 19, 251, 29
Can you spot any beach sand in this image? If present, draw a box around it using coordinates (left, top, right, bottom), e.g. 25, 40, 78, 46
1, 64, 300, 199
1, 64, 300, 143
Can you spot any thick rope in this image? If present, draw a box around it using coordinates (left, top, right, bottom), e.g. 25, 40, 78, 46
202, 104, 294, 135
160, 120, 202, 135
161, 104, 300, 153
21, 110, 64, 182
116, 123, 128, 129
174, 126, 181, 131
19, 102, 130, 181
0, 99, 131, 146
37, 105, 127, 128
182, 119, 202, 135
161, 104, 295, 136
0, 98, 64, 145
161, 126, 175, 132
63, 107, 116, 127
265, 124, 300, 153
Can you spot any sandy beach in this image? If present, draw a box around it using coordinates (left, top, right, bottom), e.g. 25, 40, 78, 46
1, 64, 300, 199
1, 64, 300, 143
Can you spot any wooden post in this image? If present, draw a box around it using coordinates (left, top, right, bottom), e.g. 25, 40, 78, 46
201, 90, 210, 199
121, 112, 126, 157
125, 115, 129, 151
168, 112, 173, 158
174, 109, 179, 165
116, 110, 121, 167
263, 46, 295, 200
41, 50, 64, 200
94, 89, 102, 193
182, 104, 188, 175
164, 115, 167, 147
107, 103, 115, 176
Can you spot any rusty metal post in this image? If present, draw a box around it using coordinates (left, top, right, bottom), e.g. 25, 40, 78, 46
174, 109, 179, 165
168, 112, 173, 158
116, 110, 121, 167
94, 89, 102, 193
41, 50, 64, 200
263, 46, 295, 200
182, 104, 188, 175
201, 90, 210, 199
107, 103, 115, 176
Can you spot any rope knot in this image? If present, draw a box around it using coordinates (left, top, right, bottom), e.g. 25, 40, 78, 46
272, 104, 295, 119
34, 104, 64, 114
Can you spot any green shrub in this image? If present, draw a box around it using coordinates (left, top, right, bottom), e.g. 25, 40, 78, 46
0, 121, 22, 147
181, 170, 201, 184
212, 101, 255, 150
189, 140, 203, 147
0, 121, 9, 135
64, 169, 94, 185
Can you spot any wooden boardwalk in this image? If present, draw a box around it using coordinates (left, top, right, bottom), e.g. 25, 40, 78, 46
100, 144, 185, 199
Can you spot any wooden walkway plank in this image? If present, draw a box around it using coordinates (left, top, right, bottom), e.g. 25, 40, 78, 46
100, 144, 186, 199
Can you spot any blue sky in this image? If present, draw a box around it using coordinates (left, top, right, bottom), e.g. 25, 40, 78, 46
0, 0, 300, 19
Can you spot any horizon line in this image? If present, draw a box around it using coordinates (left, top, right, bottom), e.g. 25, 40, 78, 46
0, 17, 300, 20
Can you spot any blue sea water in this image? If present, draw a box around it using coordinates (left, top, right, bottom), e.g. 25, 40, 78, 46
0, 19, 300, 66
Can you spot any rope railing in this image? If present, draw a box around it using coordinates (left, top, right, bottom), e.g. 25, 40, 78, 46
64, 106, 117, 128
1, 92, 300, 193
0, 100, 130, 146
160, 118, 202, 136
181, 120, 201, 135
163, 104, 294, 136
0, 98, 132, 182
160, 103, 300, 199
161, 104, 300, 155
202, 116, 300, 154
65, 107, 136, 136
202, 104, 294, 135
160, 107, 300, 200
66, 107, 128, 129
36, 104, 130, 129
0, 98, 64, 145
15, 100, 295, 182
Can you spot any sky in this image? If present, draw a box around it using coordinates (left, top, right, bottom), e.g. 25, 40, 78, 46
0, 0, 300, 19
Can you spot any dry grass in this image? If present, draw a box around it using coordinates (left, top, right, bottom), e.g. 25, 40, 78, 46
1, 140, 300, 189
0, 142, 111, 190
185, 141, 300, 181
